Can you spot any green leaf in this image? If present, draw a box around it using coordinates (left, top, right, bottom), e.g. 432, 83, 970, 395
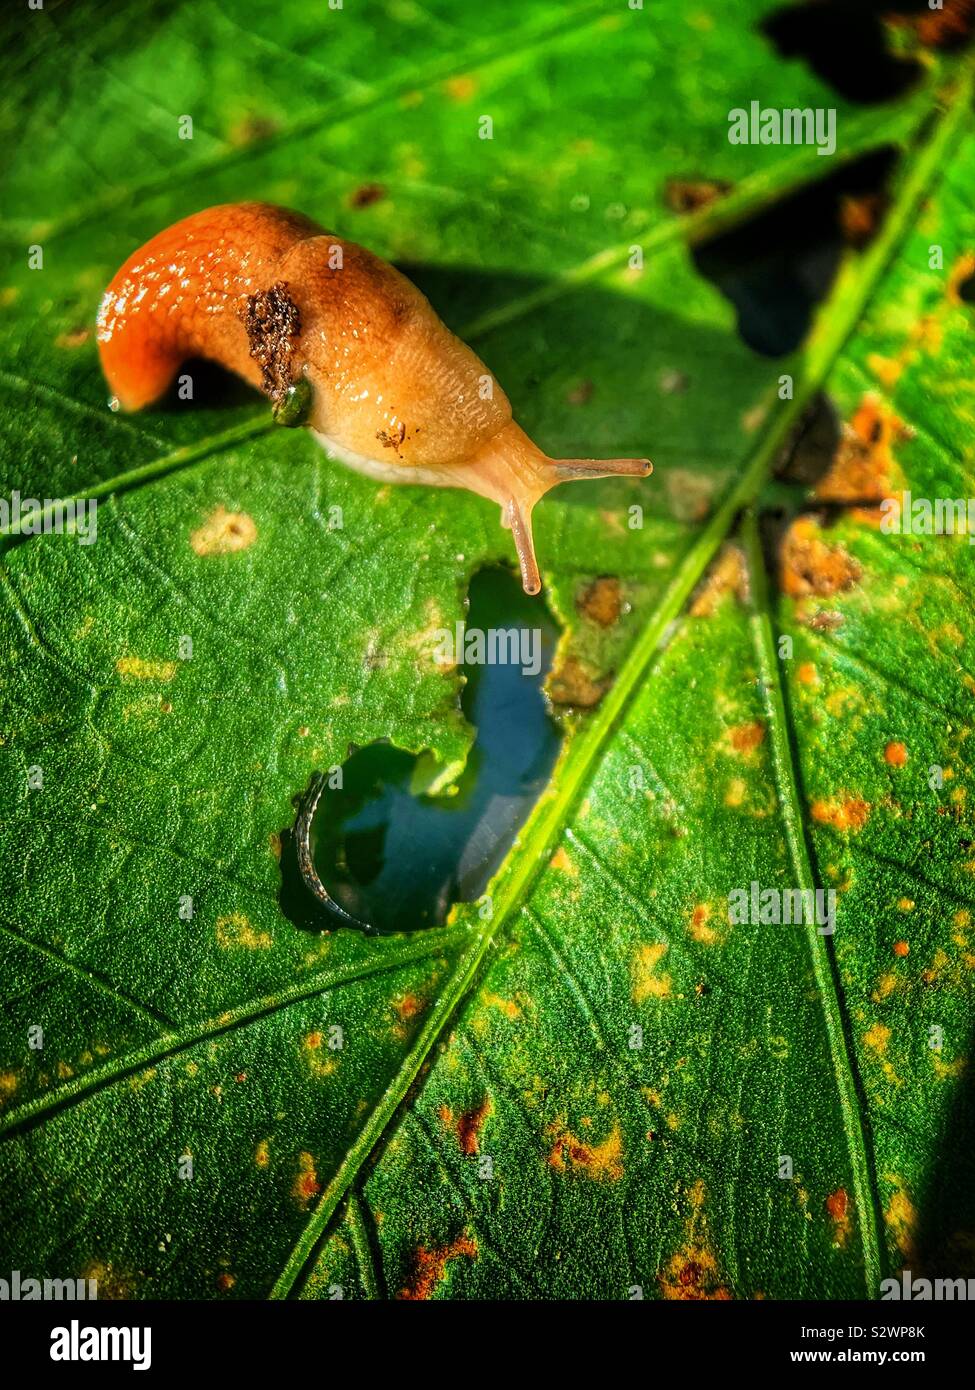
1, 1, 973, 1299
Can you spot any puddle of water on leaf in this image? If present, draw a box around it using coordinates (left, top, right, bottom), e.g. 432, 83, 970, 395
278, 567, 561, 933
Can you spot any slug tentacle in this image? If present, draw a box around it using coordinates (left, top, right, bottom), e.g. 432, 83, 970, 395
98, 202, 652, 594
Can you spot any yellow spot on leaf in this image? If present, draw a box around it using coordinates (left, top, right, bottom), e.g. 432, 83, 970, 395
659, 1179, 732, 1300
547, 1119, 624, 1181
632, 943, 671, 1002
216, 913, 272, 950
116, 656, 177, 681
190, 506, 257, 556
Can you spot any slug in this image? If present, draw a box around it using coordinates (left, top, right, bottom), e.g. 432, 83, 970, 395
97, 202, 651, 594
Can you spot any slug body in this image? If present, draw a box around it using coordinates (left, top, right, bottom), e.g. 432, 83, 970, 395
98, 202, 651, 593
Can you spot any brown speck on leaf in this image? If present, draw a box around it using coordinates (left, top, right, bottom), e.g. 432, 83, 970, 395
659, 368, 689, 394
240, 281, 301, 404
577, 575, 622, 627
349, 182, 387, 209
55, 326, 91, 349
548, 656, 611, 708
397, 1232, 477, 1300
566, 379, 594, 405
229, 112, 280, 147
664, 176, 733, 214
780, 517, 861, 598
839, 192, 886, 248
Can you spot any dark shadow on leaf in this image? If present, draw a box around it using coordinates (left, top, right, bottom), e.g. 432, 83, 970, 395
761, 0, 927, 104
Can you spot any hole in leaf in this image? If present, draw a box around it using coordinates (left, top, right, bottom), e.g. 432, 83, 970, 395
761, 1, 926, 104
693, 147, 898, 356
278, 567, 561, 934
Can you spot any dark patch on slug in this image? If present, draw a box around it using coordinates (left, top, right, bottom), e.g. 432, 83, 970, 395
240, 281, 301, 405
376, 423, 407, 452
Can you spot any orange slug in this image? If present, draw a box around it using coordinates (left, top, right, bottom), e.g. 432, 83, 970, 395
97, 202, 651, 593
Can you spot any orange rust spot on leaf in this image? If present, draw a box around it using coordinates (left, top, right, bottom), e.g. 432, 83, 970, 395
780, 517, 862, 599
811, 795, 871, 833
688, 903, 718, 946
659, 1179, 731, 1300
396, 1232, 478, 1300
864, 1021, 891, 1054
216, 1272, 236, 1292
549, 845, 578, 876
815, 393, 907, 506
893, 940, 910, 958
826, 1187, 852, 1247
547, 1119, 624, 1181
453, 1095, 489, 1150
796, 662, 818, 686
884, 1183, 918, 1261
255, 1139, 270, 1168
291, 1151, 320, 1208
444, 74, 478, 102
885, 741, 908, 767
728, 720, 766, 755
481, 991, 521, 1020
